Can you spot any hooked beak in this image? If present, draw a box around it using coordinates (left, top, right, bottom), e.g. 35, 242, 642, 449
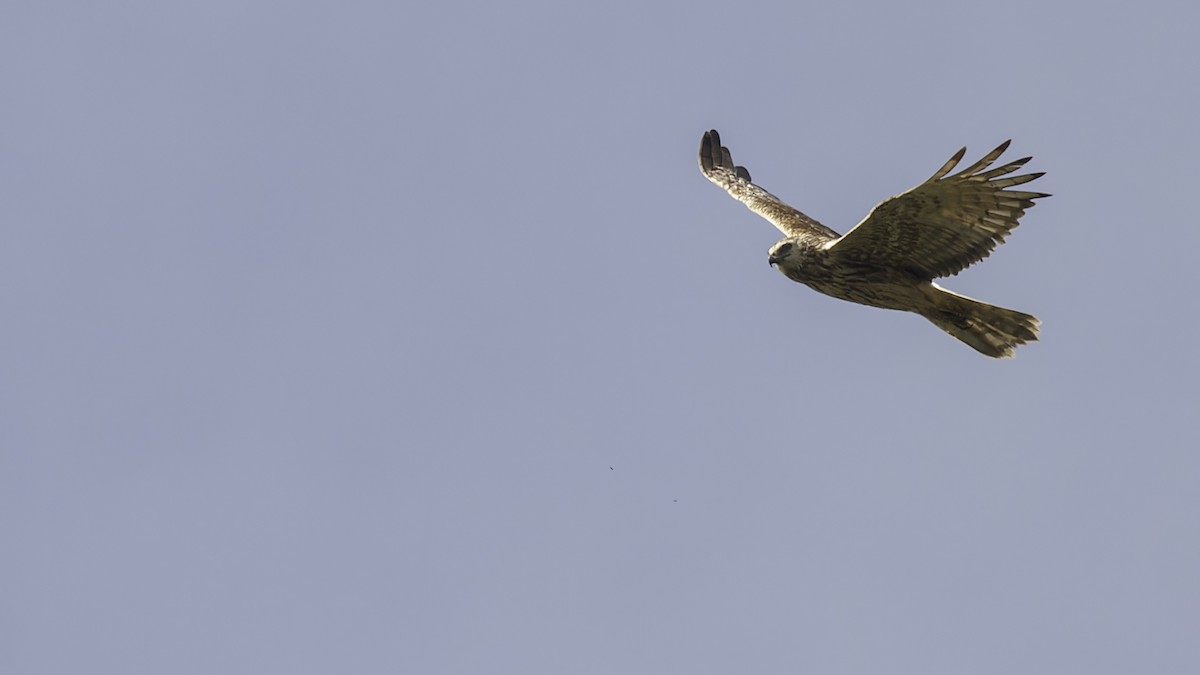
768, 254, 781, 267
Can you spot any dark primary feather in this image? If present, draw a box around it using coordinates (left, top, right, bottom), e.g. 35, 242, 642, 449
824, 141, 1050, 279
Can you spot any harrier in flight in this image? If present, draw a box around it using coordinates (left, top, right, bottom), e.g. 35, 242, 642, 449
699, 130, 1048, 358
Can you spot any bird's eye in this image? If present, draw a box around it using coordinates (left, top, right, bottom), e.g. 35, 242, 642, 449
776, 243, 794, 256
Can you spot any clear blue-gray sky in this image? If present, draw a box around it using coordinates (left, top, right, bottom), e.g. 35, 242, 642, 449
4, 1, 1198, 673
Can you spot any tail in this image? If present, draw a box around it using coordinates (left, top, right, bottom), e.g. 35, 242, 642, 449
922, 286, 1040, 358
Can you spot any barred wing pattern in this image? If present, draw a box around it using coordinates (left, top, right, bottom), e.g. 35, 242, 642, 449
698, 130, 839, 240
824, 141, 1049, 279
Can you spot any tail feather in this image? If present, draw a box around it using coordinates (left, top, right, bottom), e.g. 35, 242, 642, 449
923, 288, 1039, 358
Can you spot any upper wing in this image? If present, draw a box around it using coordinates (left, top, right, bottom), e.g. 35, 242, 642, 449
823, 140, 1049, 279
698, 130, 839, 239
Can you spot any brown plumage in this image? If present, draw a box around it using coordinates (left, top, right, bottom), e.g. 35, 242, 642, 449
698, 129, 1049, 358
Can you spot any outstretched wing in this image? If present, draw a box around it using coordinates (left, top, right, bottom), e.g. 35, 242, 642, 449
824, 141, 1049, 279
698, 130, 839, 239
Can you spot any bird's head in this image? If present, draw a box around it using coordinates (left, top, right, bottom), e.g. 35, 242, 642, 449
768, 238, 801, 268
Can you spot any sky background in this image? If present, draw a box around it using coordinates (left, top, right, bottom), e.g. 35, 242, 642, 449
3, 1, 1199, 673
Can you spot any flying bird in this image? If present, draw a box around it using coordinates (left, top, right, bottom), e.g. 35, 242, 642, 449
698, 129, 1049, 358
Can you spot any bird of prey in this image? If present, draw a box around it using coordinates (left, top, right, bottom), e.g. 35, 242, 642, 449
698, 129, 1048, 358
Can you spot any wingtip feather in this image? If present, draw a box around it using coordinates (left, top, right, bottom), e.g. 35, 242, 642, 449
699, 130, 717, 173
928, 146, 968, 182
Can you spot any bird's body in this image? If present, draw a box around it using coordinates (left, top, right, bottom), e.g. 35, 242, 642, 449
698, 130, 1048, 358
